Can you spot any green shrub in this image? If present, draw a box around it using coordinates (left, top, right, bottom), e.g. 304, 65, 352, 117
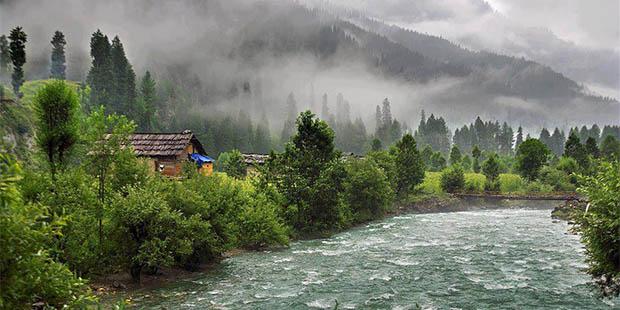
419, 171, 442, 195
216, 149, 247, 178
525, 181, 554, 193
464, 173, 486, 192
0, 153, 93, 308
576, 161, 620, 297
440, 165, 465, 193
499, 174, 525, 193
539, 166, 576, 192
344, 159, 394, 223
238, 193, 290, 249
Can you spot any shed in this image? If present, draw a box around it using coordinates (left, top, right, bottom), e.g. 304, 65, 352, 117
128, 130, 213, 176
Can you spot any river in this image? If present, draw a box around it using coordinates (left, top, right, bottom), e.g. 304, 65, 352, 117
130, 200, 617, 309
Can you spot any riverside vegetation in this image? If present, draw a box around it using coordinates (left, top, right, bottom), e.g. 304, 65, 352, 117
0, 25, 619, 308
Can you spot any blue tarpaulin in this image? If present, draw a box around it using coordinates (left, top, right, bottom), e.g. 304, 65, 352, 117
190, 153, 214, 166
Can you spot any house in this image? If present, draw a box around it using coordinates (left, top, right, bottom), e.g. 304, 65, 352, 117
128, 130, 214, 177
242, 153, 270, 175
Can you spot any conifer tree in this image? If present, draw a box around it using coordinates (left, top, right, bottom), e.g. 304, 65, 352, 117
87, 30, 113, 111
138, 70, 156, 130
50, 31, 67, 79
0, 35, 9, 77
394, 134, 425, 197
472, 145, 481, 173
8, 27, 27, 97
281, 92, 297, 142
449, 145, 462, 165
564, 132, 588, 169
110, 36, 136, 114
515, 126, 524, 150
254, 114, 272, 154
585, 137, 600, 158
321, 93, 329, 120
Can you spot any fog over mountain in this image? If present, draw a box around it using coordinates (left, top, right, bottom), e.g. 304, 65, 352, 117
313, 0, 620, 98
1, 0, 618, 135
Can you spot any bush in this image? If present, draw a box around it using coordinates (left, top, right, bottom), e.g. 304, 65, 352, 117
499, 174, 525, 193
539, 166, 576, 192
525, 181, 554, 193
576, 161, 620, 297
464, 173, 486, 192
109, 183, 196, 283
344, 159, 394, 223
440, 165, 465, 193
238, 193, 290, 249
0, 153, 93, 308
216, 149, 247, 178
419, 171, 442, 195
484, 179, 500, 191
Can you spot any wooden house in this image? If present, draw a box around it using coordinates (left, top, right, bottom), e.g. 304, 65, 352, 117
128, 130, 213, 177
242, 153, 270, 175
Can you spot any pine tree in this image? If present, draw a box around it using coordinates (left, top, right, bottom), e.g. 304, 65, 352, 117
394, 134, 425, 197
254, 113, 272, 154
472, 145, 481, 173
8, 27, 27, 97
564, 132, 588, 169
281, 92, 298, 142
138, 71, 156, 130
515, 126, 524, 150
585, 137, 600, 158
50, 31, 67, 79
87, 30, 113, 111
0, 35, 10, 77
449, 145, 462, 165
321, 93, 329, 120
110, 36, 136, 115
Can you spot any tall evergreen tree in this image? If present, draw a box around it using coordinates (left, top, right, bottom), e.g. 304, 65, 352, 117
281, 92, 298, 142
50, 31, 67, 79
110, 36, 136, 115
321, 93, 329, 120
254, 113, 272, 154
472, 145, 481, 173
549, 128, 565, 156
87, 30, 113, 111
585, 137, 600, 158
8, 27, 27, 97
138, 70, 156, 130
0, 35, 10, 77
515, 126, 524, 150
394, 134, 425, 197
449, 145, 462, 165
564, 132, 588, 169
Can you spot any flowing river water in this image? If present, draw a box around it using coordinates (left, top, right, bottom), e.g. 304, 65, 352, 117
129, 200, 618, 309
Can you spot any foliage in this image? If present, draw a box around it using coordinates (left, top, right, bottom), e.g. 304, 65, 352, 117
576, 161, 620, 297
464, 173, 486, 192
481, 153, 500, 182
515, 138, 549, 181
262, 111, 348, 234
344, 159, 394, 223
440, 165, 465, 193
524, 181, 554, 193
366, 150, 397, 192
415, 111, 450, 154
419, 171, 442, 195
564, 132, 589, 170
0, 153, 93, 308
33, 80, 80, 177
393, 134, 425, 197
216, 149, 247, 178
600, 135, 620, 161
498, 174, 525, 193
539, 166, 576, 192
449, 145, 462, 165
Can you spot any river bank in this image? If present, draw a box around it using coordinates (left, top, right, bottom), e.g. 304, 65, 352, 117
120, 201, 614, 309
93, 193, 572, 304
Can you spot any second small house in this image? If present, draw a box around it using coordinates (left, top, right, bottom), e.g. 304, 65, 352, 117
128, 130, 214, 177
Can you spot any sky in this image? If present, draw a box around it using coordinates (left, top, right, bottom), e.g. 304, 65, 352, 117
485, 0, 619, 50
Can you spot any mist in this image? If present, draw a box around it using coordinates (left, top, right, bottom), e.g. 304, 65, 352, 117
1, 0, 618, 137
